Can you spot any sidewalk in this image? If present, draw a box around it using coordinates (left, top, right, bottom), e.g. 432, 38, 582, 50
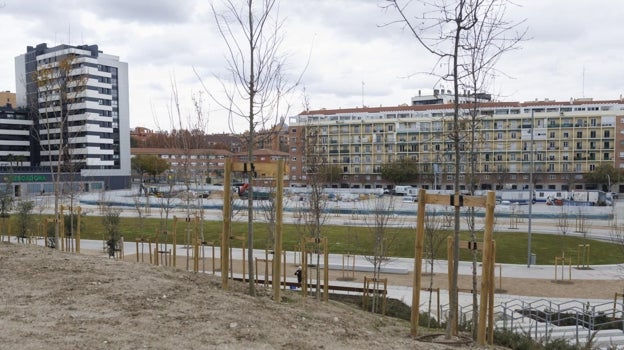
72, 238, 623, 310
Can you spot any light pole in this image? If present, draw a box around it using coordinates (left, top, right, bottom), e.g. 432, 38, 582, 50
527, 110, 535, 268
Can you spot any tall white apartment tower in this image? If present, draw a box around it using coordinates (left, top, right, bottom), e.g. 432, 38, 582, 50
15, 43, 130, 189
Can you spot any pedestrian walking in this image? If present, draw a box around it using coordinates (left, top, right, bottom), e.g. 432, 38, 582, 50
294, 266, 302, 286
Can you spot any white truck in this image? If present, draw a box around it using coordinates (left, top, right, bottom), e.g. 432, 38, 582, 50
567, 190, 607, 206
499, 190, 534, 204
393, 185, 415, 196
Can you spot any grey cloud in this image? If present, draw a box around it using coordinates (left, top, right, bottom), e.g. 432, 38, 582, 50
88, 0, 196, 24
2, 0, 195, 25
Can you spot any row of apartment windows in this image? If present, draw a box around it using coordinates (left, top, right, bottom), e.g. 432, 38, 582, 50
316, 130, 613, 146
169, 162, 225, 167
312, 118, 615, 135
159, 154, 226, 160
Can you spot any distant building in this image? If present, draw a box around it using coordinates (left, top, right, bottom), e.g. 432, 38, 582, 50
11, 43, 131, 192
0, 104, 32, 167
233, 148, 290, 187
411, 88, 491, 106
131, 147, 231, 184
131, 147, 289, 186
0, 91, 16, 108
289, 93, 624, 193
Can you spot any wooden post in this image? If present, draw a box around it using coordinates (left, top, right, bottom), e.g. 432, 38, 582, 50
301, 240, 308, 298
478, 191, 496, 345
60, 205, 65, 252
488, 241, 497, 345
323, 237, 329, 301
148, 239, 152, 264
154, 232, 159, 266
76, 207, 81, 253
221, 158, 232, 289
410, 188, 427, 336
447, 236, 457, 335
172, 216, 178, 268
118, 236, 124, 260
273, 159, 284, 302
283, 250, 287, 289
193, 217, 199, 273
135, 239, 140, 263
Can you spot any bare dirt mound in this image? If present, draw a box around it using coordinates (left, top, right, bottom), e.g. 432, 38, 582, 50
0, 243, 479, 349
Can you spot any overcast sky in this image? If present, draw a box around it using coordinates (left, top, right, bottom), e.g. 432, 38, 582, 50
1, 0, 622, 134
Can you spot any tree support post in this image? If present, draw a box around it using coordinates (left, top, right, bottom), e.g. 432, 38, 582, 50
221, 158, 232, 289
273, 159, 284, 302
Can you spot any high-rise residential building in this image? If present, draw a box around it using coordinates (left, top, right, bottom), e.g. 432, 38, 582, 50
288, 94, 624, 193
14, 43, 130, 190
0, 104, 31, 167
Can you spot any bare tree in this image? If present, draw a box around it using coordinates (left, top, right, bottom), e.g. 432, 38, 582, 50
362, 196, 403, 313
292, 109, 334, 300
32, 55, 87, 248
166, 82, 213, 251
258, 183, 289, 252
15, 200, 35, 243
423, 208, 446, 328
575, 206, 590, 235
384, 0, 525, 337
101, 202, 122, 258
0, 175, 13, 241
208, 0, 302, 296
608, 216, 624, 268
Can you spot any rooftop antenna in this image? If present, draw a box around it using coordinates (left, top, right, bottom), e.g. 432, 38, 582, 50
582, 65, 585, 98
361, 81, 365, 108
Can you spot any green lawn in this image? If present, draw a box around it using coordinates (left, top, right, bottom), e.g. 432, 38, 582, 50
9, 214, 623, 265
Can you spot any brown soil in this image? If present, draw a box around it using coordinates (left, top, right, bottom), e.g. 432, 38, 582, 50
3, 241, 616, 349
1, 243, 507, 350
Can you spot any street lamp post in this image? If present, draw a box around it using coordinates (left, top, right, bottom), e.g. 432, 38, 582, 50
527, 110, 535, 268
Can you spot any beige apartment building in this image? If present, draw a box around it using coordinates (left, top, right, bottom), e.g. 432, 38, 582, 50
288, 96, 624, 193
0, 91, 16, 107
